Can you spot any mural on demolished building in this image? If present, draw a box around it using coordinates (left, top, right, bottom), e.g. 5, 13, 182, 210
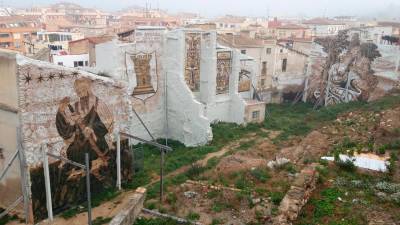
239, 69, 251, 92
185, 33, 201, 92
306, 32, 383, 106
216, 51, 232, 94
17, 64, 133, 221
56, 77, 113, 165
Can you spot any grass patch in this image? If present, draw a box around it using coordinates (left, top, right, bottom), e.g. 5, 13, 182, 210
186, 211, 200, 221
134, 217, 187, 225
92, 216, 112, 225
264, 95, 400, 143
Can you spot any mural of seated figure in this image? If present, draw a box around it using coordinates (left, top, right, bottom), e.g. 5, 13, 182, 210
56, 77, 114, 167
131, 53, 156, 95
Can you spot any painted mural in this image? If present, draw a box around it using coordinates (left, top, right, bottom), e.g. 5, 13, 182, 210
17, 64, 133, 221
239, 69, 251, 92
56, 77, 114, 164
129, 52, 158, 98
185, 33, 201, 92
216, 51, 232, 94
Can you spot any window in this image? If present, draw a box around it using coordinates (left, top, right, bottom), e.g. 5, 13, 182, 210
74, 61, 78, 67
252, 111, 260, 120
85, 61, 89, 66
241, 49, 246, 54
78, 61, 84, 67
282, 58, 287, 72
266, 48, 271, 54
261, 79, 265, 86
280, 49, 284, 53
58, 62, 63, 66
262, 61, 267, 76
0, 33, 10, 38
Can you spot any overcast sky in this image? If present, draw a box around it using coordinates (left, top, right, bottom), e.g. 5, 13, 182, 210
5, 0, 400, 18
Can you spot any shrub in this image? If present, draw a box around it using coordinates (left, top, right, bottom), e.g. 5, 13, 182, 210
269, 191, 285, 205
335, 159, 356, 172
211, 218, 223, 225
185, 164, 206, 180
250, 167, 270, 183
186, 211, 200, 221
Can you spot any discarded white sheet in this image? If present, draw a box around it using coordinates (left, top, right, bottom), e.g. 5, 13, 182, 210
321, 153, 390, 172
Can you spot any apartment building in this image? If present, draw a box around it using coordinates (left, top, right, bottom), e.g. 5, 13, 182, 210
0, 16, 40, 54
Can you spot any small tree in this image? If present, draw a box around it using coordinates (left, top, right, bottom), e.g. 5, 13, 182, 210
360, 43, 381, 61
349, 33, 360, 49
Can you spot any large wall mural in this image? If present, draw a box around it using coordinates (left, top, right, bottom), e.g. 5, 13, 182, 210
56, 77, 114, 164
216, 51, 232, 94
185, 33, 201, 92
17, 64, 133, 221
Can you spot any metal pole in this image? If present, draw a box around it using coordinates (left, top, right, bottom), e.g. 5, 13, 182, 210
85, 153, 92, 225
116, 133, 121, 190
17, 149, 29, 224
42, 145, 53, 221
17, 125, 30, 224
160, 149, 164, 202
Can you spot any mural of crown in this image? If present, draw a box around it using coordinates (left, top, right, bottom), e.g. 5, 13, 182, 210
131, 54, 156, 95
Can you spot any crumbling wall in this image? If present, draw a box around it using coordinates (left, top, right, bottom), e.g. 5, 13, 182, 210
0, 51, 23, 211
304, 32, 399, 106
165, 30, 212, 145
272, 164, 319, 225
109, 187, 146, 225
15, 54, 135, 220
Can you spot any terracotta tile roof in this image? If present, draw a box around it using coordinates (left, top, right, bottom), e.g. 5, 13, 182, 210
213, 16, 246, 24
217, 34, 264, 48
276, 24, 309, 30
69, 35, 113, 45
377, 21, 400, 28
303, 18, 345, 25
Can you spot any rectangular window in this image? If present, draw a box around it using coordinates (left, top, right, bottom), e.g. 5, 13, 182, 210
78, 61, 84, 67
252, 111, 260, 120
74, 61, 78, 67
261, 79, 265, 86
58, 62, 63, 66
266, 48, 271, 54
282, 58, 287, 72
0, 33, 10, 38
85, 61, 88, 66
262, 61, 267, 76
241, 49, 246, 54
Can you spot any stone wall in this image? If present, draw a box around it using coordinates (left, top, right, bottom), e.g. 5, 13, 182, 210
109, 187, 146, 225
271, 164, 319, 225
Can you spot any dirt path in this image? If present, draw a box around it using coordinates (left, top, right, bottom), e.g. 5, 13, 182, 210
145, 136, 258, 188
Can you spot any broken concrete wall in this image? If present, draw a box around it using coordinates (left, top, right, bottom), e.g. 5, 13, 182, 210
0, 51, 23, 211
272, 164, 319, 225
109, 187, 146, 225
165, 30, 212, 145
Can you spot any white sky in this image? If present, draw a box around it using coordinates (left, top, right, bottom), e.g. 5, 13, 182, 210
7, 0, 400, 18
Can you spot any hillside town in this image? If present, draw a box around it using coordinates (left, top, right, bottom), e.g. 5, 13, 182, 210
0, 1, 400, 225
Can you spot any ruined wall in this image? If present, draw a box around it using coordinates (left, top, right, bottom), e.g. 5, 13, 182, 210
0, 51, 22, 211
15, 54, 135, 220
165, 30, 212, 145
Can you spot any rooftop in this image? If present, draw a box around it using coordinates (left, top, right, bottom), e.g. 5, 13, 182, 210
303, 18, 346, 25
